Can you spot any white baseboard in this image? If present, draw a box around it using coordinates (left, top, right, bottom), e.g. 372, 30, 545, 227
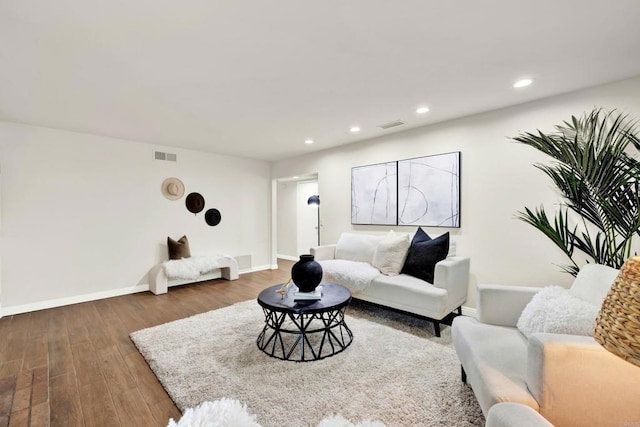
1, 264, 276, 317
276, 254, 298, 262
1, 284, 150, 317
461, 306, 477, 318
239, 264, 273, 274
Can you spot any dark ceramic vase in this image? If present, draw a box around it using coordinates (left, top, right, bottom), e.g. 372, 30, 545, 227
291, 254, 323, 293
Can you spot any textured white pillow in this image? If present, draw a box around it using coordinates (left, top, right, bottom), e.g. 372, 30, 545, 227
568, 263, 619, 305
372, 231, 411, 276
517, 286, 600, 339
335, 233, 385, 264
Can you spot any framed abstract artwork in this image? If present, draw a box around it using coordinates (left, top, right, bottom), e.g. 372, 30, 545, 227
351, 161, 397, 225
397, 151, 460, 227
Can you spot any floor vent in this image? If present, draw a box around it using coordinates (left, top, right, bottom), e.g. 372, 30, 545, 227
377, 120, 405, 129
235, 255, 252, 271
154, 151, 177, 162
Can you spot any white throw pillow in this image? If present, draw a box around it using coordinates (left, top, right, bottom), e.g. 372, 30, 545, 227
517, 286, 600, 339
372, 231, 411, 276
335, 233, 385, 264
568, 263, 619, 305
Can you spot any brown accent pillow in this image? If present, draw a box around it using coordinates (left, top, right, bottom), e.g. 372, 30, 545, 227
167, 235, 191, 260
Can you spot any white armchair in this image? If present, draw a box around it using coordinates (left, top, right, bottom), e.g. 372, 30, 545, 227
452, 264, 640, 427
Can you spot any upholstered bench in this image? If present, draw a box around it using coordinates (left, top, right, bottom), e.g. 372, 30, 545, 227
148, 254, 239, 295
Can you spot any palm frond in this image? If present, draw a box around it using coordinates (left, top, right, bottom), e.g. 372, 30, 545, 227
512, 108, 640, 275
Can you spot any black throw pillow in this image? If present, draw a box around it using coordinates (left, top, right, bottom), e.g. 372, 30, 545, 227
411, 226, 432, 244
401, 231, 450, 283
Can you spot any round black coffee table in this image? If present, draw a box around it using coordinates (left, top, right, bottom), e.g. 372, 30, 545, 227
256, 283, 353, 362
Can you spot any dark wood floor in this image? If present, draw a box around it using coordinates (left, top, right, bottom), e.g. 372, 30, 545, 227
0, 259, 295, 427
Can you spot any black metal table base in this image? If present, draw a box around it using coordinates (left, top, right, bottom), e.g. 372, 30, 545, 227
257, 306, 353, 362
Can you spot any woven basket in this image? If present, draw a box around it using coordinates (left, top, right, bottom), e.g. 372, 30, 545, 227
594, 256, 640, 367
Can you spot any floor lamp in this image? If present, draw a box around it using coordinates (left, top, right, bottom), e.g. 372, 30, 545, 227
307, 195, 320, 245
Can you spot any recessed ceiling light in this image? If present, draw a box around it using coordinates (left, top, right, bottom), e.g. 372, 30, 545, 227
293, 176, 299, 179
350, 126, 361, 133
513, 78, 533, 88
416, 107, 430, 114
304, 139, 314, 144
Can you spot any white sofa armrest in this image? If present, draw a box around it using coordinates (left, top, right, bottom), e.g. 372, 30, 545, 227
527, 333, 640, 427
433, 256, 470, 306
476, 284, 544, 327
310, 244, 336, 261
486, 402, 554, 427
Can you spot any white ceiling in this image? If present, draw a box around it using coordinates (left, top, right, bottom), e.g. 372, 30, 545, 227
2, 1, 640, 161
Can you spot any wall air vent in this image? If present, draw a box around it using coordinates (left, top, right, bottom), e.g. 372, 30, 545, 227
154, 151, 177, 162
377, 120, 405, 130
235, 254, 252, 272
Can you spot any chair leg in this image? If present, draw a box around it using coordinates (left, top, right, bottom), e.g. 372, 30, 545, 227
461, 366, 467, 383
433, 321, 441, 337
457, 306, 462, 315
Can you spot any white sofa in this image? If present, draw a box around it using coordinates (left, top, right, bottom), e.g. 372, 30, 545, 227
452, 264, 640, 427
311, 231, 470, 337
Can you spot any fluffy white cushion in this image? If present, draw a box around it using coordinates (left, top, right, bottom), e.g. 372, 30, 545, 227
319, 259, 380, 293
516, 286, 600, 339
169, 399, 386, 427
372, 231, 411, 276
167, 398, 261, 427
568, 263, 619, 305
335, 233, 386, 264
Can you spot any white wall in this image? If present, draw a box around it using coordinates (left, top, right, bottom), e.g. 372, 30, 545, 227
0, 122, 272, 314
272, 76, 640, 308
277, 181, 297, 258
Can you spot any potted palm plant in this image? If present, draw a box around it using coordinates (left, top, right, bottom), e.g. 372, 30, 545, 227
512, 108, 640, 276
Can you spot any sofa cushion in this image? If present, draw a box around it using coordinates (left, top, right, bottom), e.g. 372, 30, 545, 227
401, 231, 449, 283
335, 233, 386, 264
360, 273, 449, 319
568, 263, 619, 305
516, 286, 600, 339
372, 231, 411, 276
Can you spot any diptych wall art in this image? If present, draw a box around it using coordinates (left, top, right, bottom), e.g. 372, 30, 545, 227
398, 152, 460, 227
351, 162, 397, 225
351, 152, 460, 227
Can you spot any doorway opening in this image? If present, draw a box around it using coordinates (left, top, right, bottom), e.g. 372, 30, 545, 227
272, 174, 319, 265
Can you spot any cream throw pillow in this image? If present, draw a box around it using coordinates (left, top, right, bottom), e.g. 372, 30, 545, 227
335, 233, 386, 264
372, 231, 411, 276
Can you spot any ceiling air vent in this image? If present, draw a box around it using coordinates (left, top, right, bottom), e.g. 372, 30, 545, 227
154, 151, 177, 162
377, 120, 405, 130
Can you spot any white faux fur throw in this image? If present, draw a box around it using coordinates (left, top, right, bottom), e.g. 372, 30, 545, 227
517, 285, 601, 339
168, 398, 385, 427
319, 259, 380, 293
168, 399, 261, 427
163, 254, 225, 280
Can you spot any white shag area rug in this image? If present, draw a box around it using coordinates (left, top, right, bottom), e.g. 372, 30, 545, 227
130, 300, 484, 427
